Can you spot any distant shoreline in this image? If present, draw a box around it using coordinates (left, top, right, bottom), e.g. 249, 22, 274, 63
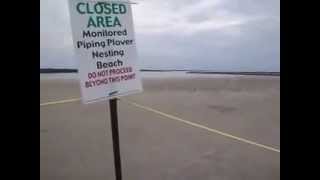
40, 69, 78, 73
40, 68, 280, 76
187, 71, 280, 76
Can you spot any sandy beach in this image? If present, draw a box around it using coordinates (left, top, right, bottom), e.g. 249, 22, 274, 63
40, 73, 280, 180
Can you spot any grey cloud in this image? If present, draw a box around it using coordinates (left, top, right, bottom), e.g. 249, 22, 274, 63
136, 16, 279, 71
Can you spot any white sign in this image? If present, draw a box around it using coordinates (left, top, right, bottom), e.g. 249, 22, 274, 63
68, 0, 142, 103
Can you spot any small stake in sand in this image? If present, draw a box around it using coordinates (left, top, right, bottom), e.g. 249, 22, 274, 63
109, 98, 122, 180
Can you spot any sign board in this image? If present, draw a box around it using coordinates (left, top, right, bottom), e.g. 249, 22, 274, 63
68, 0, 142, 103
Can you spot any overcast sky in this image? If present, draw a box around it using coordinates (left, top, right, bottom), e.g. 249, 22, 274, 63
40, 0, 280, 71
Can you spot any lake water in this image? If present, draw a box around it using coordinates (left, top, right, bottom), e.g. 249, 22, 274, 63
40, 71, 249, 80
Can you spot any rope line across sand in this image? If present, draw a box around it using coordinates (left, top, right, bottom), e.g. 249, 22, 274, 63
40, 97, 280, 153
